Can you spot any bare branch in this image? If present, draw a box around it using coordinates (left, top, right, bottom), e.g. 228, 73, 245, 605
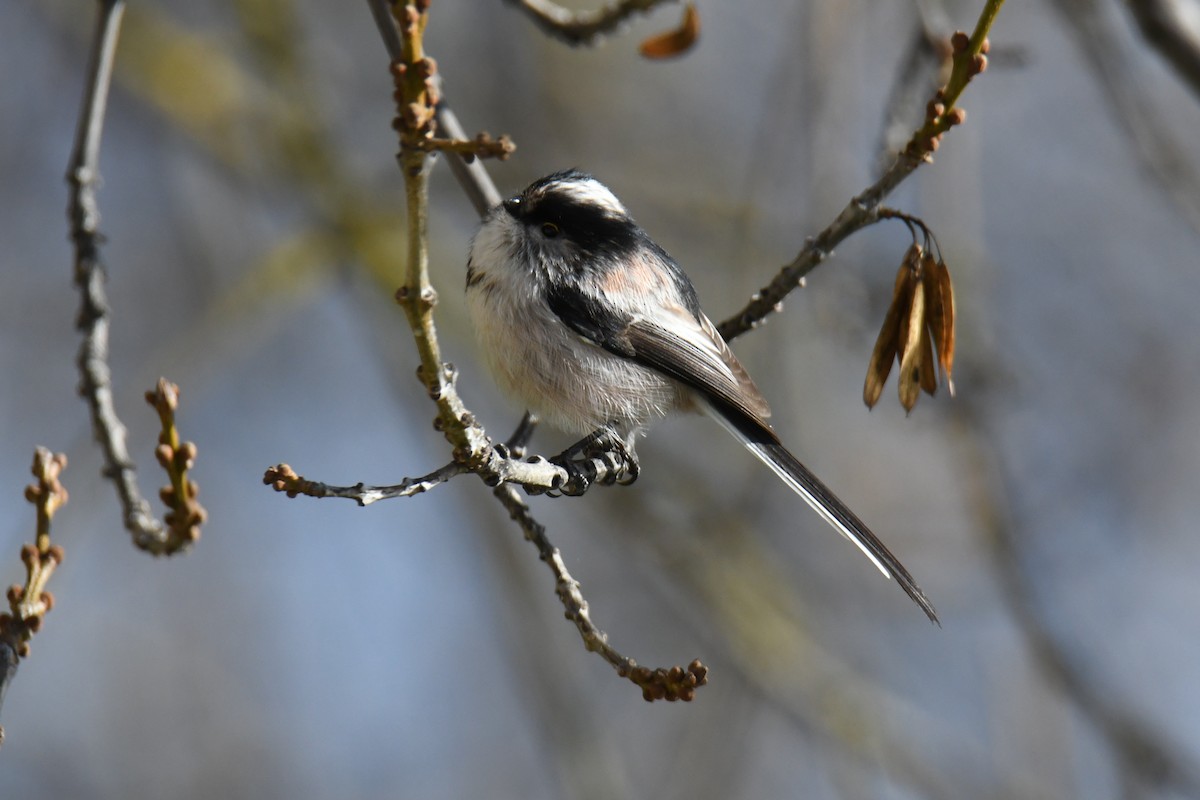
491, 482, 708, 701
508, 0, 677, 46
1127, 0, 1200, 102
366, 0, 506, 217
0, 448, 70, 743
67, 0, 196, 555
947, 394, 1200, 795
263, 429, 642, 504
434, 101, 504, 216
718, 1, 1003, 342
1049, 0, 1200, 230
875, 23, 947, 172
264, 461, 468, 505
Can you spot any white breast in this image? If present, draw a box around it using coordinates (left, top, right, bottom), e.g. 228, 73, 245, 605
465, 220, 681, 437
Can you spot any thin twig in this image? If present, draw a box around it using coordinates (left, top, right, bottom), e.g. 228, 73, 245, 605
0, 448, 69, 744
718, 0, 1004, 343
264, 461, 468, 505
433, 102, 504, 215
367, 0, 504, 217
875, 23, 947, 173
491, 483, 708, 701
508, 0, 677, 46
1049, 0, 1200, 230
68, 0, 189, 554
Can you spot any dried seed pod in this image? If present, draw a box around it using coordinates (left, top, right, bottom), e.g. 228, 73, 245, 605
918, 324, 938, 396
921, 253, 957, 393
866, 236, 958, 411
897, 273, 927, 412
864, 248, 920, 408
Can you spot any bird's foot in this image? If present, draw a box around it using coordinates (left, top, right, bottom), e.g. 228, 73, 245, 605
549, 426, 640, 496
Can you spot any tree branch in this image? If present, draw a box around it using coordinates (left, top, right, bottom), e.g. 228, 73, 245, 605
1049, 0, 1200, 230
949, 394, 1200, 795
491, 468, 707, 700
67, 0, 197, 555
0, 448, 69, 745
718, 0, 1004, 342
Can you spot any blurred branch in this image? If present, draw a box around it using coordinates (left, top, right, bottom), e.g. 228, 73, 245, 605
939, 381, 1200, 796
1049, 0, 1200, 230
0, 448, 69, 746
67, 0, 195, 555
607, 479, 1061, 799
507, 0, 676, 46
718, 0, 1004, 342
1126, 0, 1200, 102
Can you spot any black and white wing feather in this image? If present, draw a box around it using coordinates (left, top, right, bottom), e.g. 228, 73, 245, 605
545, 264, 938, 623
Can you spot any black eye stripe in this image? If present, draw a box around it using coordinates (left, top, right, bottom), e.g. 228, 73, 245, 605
524, 192, 640, 257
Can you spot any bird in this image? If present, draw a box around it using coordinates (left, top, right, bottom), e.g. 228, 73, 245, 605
464, 169, 937, 623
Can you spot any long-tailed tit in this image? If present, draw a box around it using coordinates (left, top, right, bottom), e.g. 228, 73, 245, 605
465, 170, 936, 622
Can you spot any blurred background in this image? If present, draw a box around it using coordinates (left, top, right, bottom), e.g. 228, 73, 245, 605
4, 0, 1200, 797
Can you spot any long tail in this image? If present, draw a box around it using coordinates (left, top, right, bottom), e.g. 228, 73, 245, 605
706, 406, 939, 624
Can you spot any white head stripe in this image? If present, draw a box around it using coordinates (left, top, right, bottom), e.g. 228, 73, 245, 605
547, 177, 628, 216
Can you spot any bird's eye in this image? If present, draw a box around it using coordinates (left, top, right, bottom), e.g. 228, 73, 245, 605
540, 222, 560, 238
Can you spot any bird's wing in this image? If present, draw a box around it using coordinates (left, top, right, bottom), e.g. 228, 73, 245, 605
545, 274, 938, 623
545, 277, 771, 425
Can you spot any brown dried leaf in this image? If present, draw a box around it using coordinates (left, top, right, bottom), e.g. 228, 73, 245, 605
897, 273, 926, 412
639, 3, 700, 60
